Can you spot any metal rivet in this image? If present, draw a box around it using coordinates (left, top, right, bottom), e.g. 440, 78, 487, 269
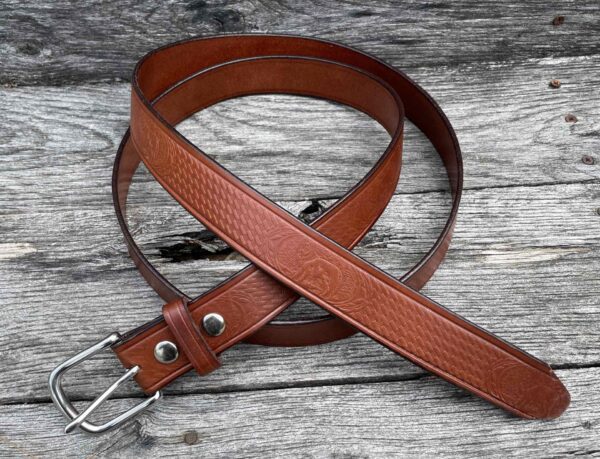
202, 313, 226, 336
154, 341, 179, 364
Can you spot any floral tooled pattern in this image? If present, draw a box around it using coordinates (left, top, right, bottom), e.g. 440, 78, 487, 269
143, 131, 176, 179
265, 227, 370, 314
488, 358, 569, 418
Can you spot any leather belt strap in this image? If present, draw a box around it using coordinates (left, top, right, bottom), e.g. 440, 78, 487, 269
109, 35, 569, 419
162, 299, 221, 376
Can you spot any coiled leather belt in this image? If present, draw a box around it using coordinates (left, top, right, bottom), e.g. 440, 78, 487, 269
48, 35, 570, 434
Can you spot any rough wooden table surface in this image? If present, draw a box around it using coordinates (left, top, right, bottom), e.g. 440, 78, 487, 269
1, 1, 599, 457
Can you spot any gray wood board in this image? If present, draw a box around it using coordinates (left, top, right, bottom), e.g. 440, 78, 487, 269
1, 1, 599, 85
0, 368, 598, 458
1, 0, 599, 456
1, 54, 599, 202
1, 78, 599, 403
1, 175, 599, 405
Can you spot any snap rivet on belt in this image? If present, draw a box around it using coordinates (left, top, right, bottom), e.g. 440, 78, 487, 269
47, 34, 571, 435
154, 341, 179, 364
202, 313, 226, 337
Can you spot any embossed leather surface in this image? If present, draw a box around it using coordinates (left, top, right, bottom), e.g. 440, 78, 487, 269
111, 35, 570, 419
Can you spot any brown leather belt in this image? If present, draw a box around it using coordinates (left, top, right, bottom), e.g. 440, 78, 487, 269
48, 35, 570, 434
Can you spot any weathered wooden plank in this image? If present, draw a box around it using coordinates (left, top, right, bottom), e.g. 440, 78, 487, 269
1, 179, 598, 405
2, 1, 598, 454
1, 53, 599, 202
1, 1, 599, 86
0, 368, 597, 458
1, 52, 599, 405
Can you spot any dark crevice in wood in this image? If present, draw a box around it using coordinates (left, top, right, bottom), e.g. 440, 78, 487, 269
0, 372, 435, 406
310, 177, 600, 202
298, 199, 326, 224
413, 177, 600, 195
3, 364, 599, 407
552, 361, 600, 371
561, 451, 600, 456
158, 202, 326, 262
185, 0, 245, 32
158, 229, 234, 262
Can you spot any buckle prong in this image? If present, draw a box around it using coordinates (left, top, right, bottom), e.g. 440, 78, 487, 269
48, 333, 161, 434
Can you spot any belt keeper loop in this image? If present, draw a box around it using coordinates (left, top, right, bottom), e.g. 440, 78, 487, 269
162, 298, 221, 375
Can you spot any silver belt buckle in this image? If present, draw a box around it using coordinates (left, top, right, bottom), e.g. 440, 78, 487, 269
48, 333, 161, 434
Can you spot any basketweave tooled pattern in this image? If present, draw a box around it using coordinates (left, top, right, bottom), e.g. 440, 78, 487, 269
131, 95, 566, 418
314, 144, 402, 247
141, 121, 174, 180
119, 105, 403, 391
122, 149, 404, 391
190, 269, 291, 347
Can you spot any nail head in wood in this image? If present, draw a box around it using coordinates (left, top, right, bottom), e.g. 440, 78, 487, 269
183, 430, 199, 445
565, 114, 578, 123
582, 155, 595, 165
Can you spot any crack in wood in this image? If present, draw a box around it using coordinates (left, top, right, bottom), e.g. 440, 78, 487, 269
158, 201, 326, 262
0, 372, 451, 406
184, 0, 245, 32
298, 199, 326, 224
158, 229, 234, 262
4, 364, 600, 407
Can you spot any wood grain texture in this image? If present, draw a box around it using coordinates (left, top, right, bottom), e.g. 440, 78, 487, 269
0, 369, 598, 458
1, 1, 599, 85
1, 161, 598, 404
1, 53, 599, 202
1, 0, 600, 456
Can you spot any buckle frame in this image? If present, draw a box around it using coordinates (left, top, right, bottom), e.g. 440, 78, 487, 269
48, 333, 161, 434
